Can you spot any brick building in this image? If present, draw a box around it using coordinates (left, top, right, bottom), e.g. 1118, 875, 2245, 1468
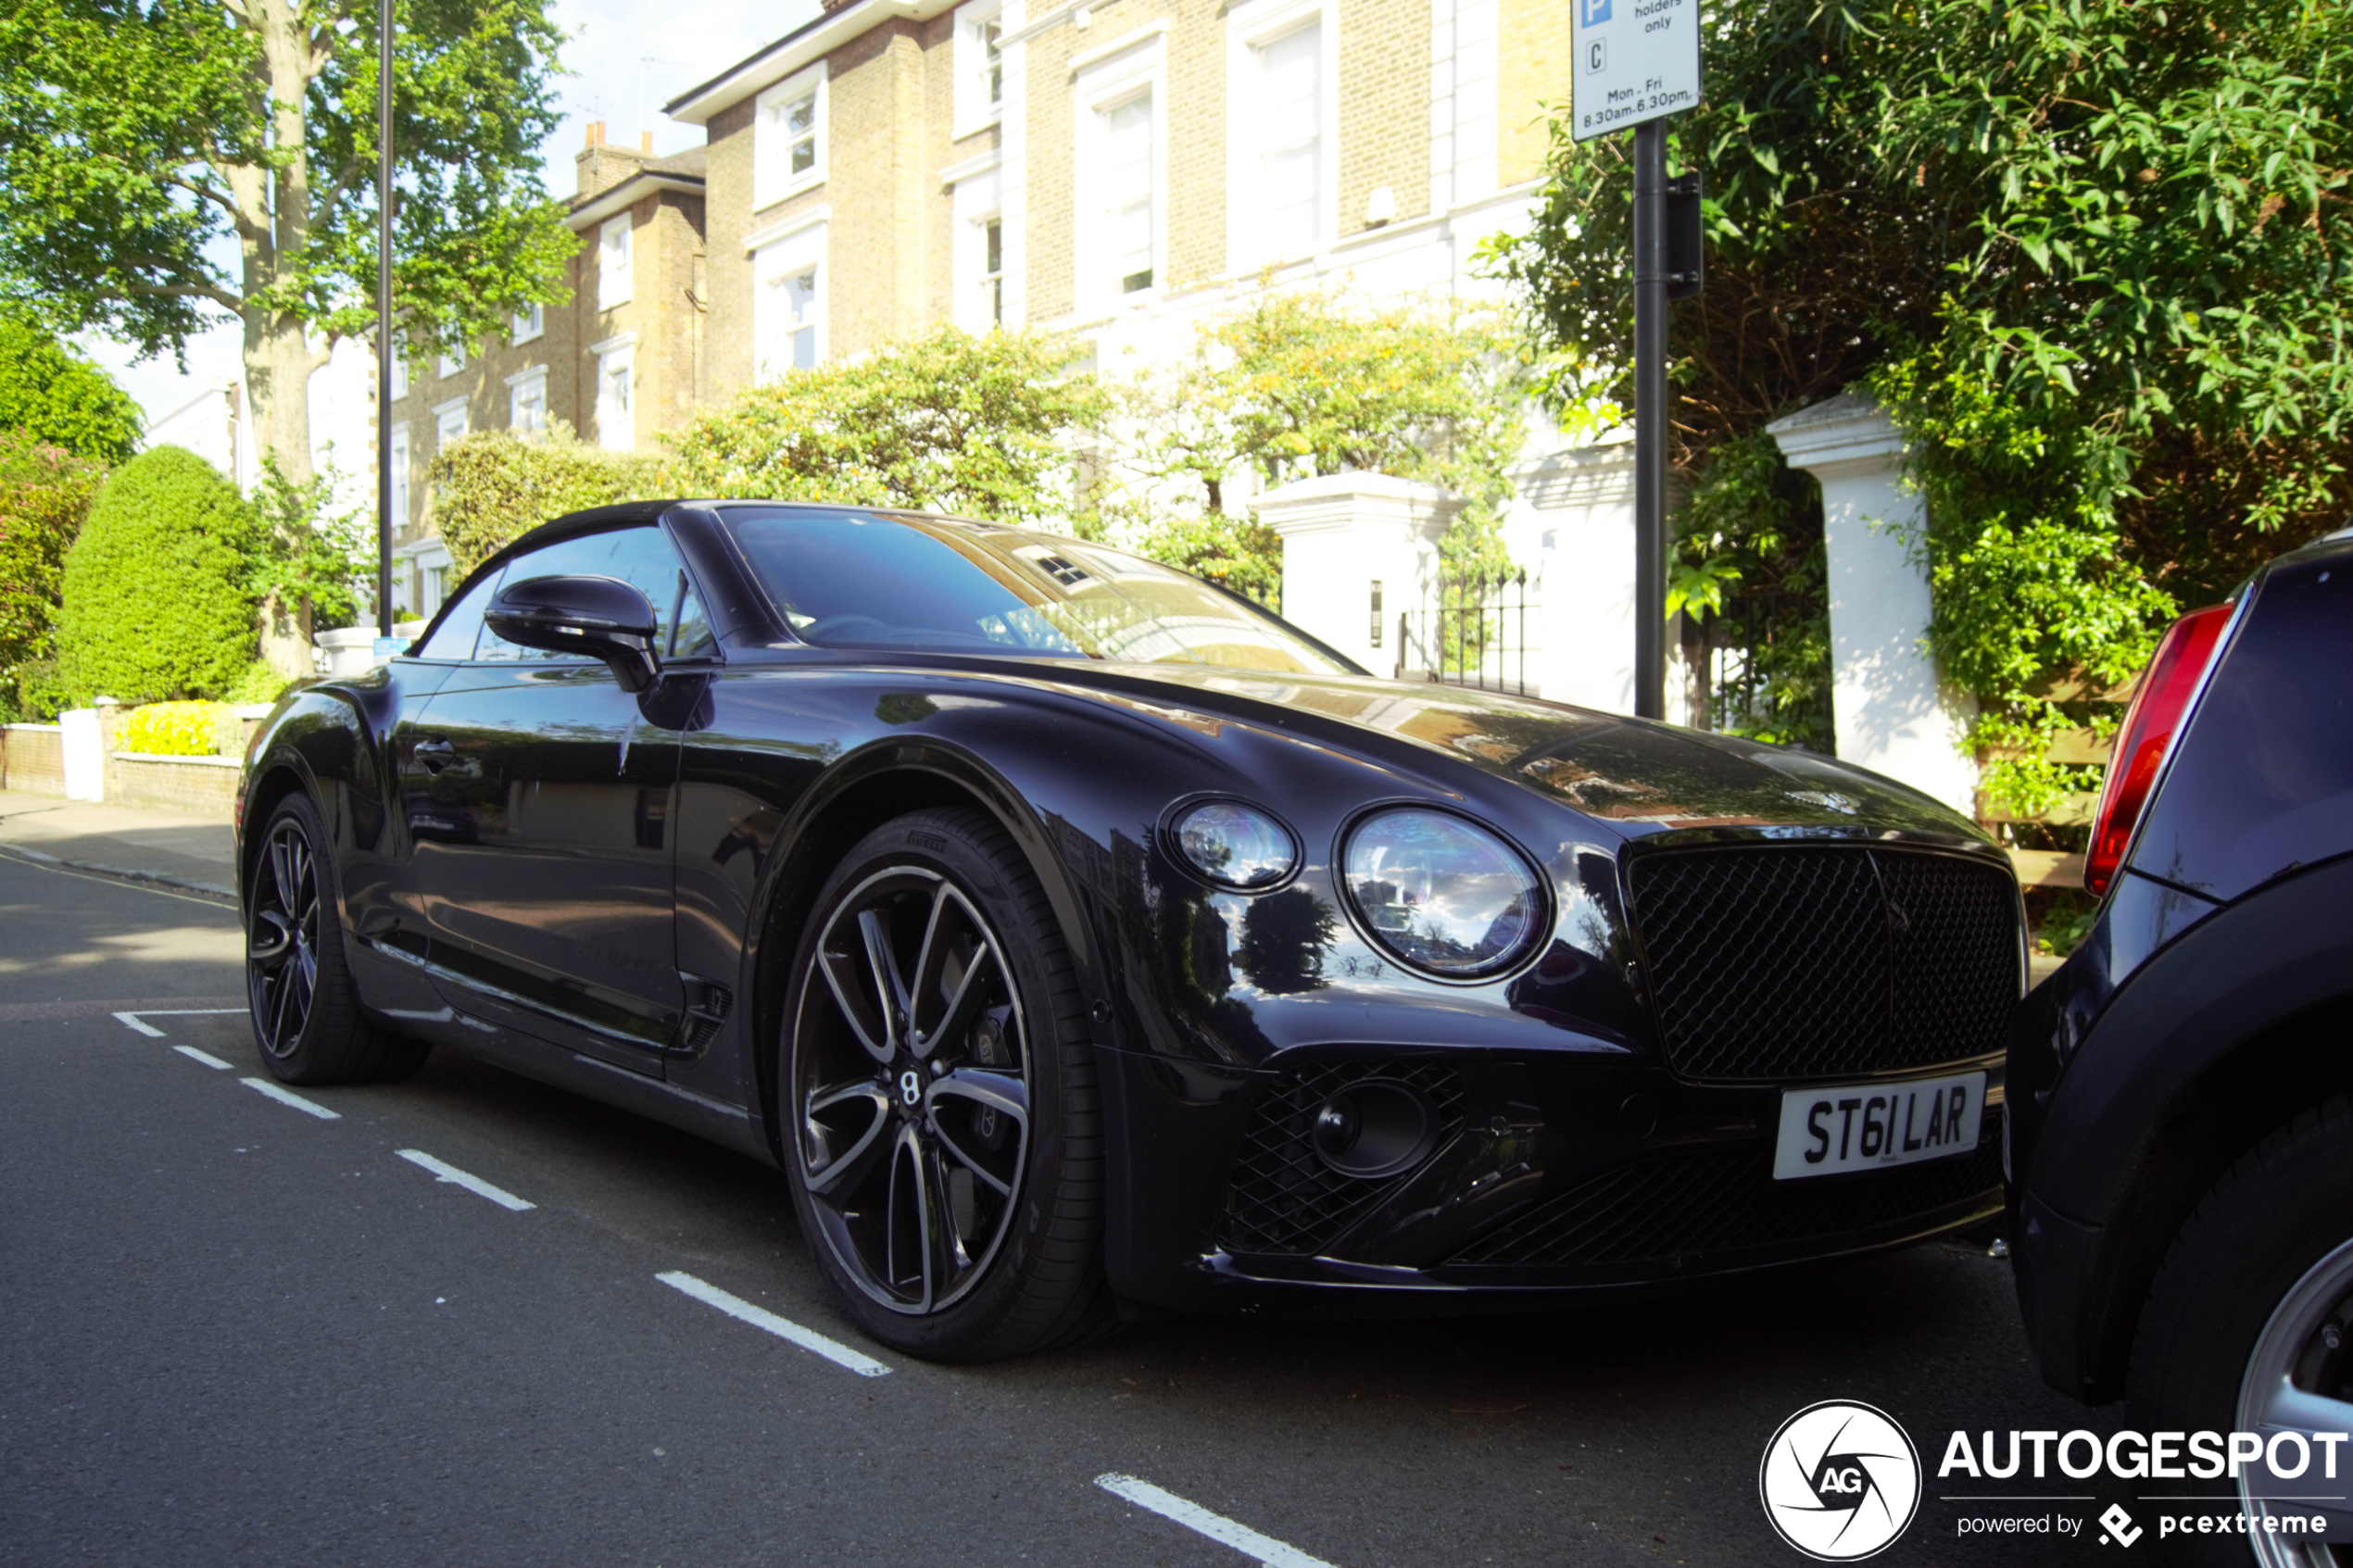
381, 131, 708, 619
664, 0, 1573, 399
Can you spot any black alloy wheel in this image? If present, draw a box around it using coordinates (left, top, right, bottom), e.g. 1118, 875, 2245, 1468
782, 808, 1112, 1361
245, 794, 429, 1085
248, 813, 321, 1059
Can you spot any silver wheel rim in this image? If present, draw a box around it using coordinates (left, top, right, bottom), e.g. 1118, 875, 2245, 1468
2237, 1235, 2353, 1566
246, 819, 321, 1060
789, 866, 1033, 1317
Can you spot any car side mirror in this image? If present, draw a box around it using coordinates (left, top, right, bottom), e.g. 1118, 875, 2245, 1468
484, 574, 661, 692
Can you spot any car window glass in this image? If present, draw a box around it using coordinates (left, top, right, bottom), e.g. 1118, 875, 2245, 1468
724, 508, 1352, 674
668, 569, 716, 659
475, 524, 690, 662
414, 569, 502, 660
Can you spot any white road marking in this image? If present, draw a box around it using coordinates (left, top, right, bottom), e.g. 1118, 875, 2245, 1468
237, 1076, 340, 1120
654, 1271, 892, 1378
115, 1007, 245, 1036
172, 1045, 234, 1071
1095, 1474, 1340, 1568
396, 1148, 535, 1211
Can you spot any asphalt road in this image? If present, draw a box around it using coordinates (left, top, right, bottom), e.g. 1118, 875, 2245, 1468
0, 850, 2141, 1567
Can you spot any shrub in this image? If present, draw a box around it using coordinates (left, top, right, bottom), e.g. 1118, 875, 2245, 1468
0, 431, 104, 700
225, 659, 296, 705
116, 699, 235, 756
665, 326, 1108, 524
57, 446, 258, 703
0, 314, 143, 464
428, 420, 664, 579
6, 658, 71, 721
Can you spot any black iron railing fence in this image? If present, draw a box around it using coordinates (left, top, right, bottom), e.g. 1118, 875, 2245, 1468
1393, 569, 1537, 696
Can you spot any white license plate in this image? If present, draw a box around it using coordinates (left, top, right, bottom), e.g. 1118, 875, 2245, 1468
1772, 1071, 1987, 1181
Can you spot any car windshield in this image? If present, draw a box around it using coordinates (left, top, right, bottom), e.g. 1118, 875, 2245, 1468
721, 508, 1355, 675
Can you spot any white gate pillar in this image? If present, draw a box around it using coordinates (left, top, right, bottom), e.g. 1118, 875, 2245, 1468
1502, 436, 1639, 713
1768, 393, 1978, 813
1254, 472, 1458, 675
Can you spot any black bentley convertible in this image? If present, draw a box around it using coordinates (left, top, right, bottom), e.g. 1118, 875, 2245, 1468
239, 500, 2025, 1360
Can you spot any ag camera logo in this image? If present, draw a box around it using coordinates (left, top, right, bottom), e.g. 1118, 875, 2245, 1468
1759, 1400, 1921, 1561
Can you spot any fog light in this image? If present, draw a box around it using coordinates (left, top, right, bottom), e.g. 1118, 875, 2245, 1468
1309, 1080, 1438, 1179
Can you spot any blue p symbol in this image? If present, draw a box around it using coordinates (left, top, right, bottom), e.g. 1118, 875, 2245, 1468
1582, 0, 1611, 23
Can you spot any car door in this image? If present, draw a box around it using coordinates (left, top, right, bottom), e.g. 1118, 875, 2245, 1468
407, 523, 703, 1073
334, 589, 489, 1022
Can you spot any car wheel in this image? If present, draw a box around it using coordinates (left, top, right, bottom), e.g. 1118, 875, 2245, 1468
2129, 1096, 2353, 1565
781, 807, 1113, 1361
247, 793, 429, 1085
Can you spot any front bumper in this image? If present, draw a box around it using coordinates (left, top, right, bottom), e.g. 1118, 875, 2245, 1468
1099, 1044, 2006, 1315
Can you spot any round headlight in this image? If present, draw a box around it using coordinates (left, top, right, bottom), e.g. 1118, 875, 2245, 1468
1173, 800, 1299, 889
1341, 809, 1543, 977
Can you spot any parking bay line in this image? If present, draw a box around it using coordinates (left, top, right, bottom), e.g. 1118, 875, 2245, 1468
113, 1008, 246, 1037
396, 1148, 535, 1211
1095, 1474, 1340, 1568
655, 1271, 892, 1378
172, 1045, 234, 1071
238, 1076, 340, 1120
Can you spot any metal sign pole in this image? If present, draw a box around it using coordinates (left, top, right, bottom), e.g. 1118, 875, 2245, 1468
1569, 0, 1701, 723
1630, 118, 1667, 721
375, 0, 394, 639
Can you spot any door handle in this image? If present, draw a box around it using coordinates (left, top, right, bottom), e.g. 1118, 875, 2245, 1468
412, 738, 456, 774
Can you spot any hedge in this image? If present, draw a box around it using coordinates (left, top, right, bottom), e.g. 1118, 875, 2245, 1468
0, 431, 105, 718
428, 421, 663, 579
116, 699, 237, 757
57, 446, 258, 703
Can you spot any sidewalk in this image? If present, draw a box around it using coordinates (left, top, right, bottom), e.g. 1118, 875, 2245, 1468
0, 791, 237, 901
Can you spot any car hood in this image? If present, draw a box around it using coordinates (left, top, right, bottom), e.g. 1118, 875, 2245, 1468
1048, 661, 1985, 842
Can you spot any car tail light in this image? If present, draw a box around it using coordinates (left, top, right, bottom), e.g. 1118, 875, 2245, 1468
2083, 603, 2233, 897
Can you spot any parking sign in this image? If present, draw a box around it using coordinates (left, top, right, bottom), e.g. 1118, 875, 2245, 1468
1569, 0, 1702, 140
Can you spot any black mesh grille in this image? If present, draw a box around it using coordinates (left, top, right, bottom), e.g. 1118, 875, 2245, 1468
1450, 1110, 2003, 1268
1218, 1061, 1466, 1257
1626, 847, 2018, 1083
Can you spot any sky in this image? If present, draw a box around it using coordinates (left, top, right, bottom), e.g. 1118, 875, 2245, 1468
79, 0, 818, 427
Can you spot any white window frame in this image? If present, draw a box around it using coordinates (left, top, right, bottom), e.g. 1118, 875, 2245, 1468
750, 213, 829, 380
753, 63, 827, 212
506, 364, 549, 435
1073, 31, 1166, 316
946, 153, 1004, 332
437, 340, 467, 380
590, 332, 636, 451
1226, 0, 1338, 272
389, 330, 409, 402
598, 215, 634, 310
389, 422, 411, 527
432, 395, 470, 450
952, 0, 1005, 139
510, 302, 544, 345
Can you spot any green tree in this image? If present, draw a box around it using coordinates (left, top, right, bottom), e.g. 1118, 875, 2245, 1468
1490, 0, 2353, 804
0, 0, 573, 481
0, 432, 107, 717
0, 314, 143, 463
57, 445, 259, 702
1108, 291, 1541, 599
666, 327, 1110, 525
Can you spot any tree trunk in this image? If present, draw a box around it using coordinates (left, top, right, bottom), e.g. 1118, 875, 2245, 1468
243, 311, 316, 485
233, 0, 322, 487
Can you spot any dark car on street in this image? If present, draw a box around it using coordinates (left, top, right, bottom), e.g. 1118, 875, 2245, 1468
2007, 528, 2353, 1562
239, 499, 2025, 1361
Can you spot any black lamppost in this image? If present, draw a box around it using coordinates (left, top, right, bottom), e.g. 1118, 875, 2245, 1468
374, 0, 394, 638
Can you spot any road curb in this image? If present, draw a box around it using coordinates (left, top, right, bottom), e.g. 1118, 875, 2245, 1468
0, 841, 238, 904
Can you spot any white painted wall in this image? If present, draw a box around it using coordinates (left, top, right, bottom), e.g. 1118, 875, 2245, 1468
1501, 434, 1638, 713
1768, 393, 1978, 813
1252, 471, 1456, 673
